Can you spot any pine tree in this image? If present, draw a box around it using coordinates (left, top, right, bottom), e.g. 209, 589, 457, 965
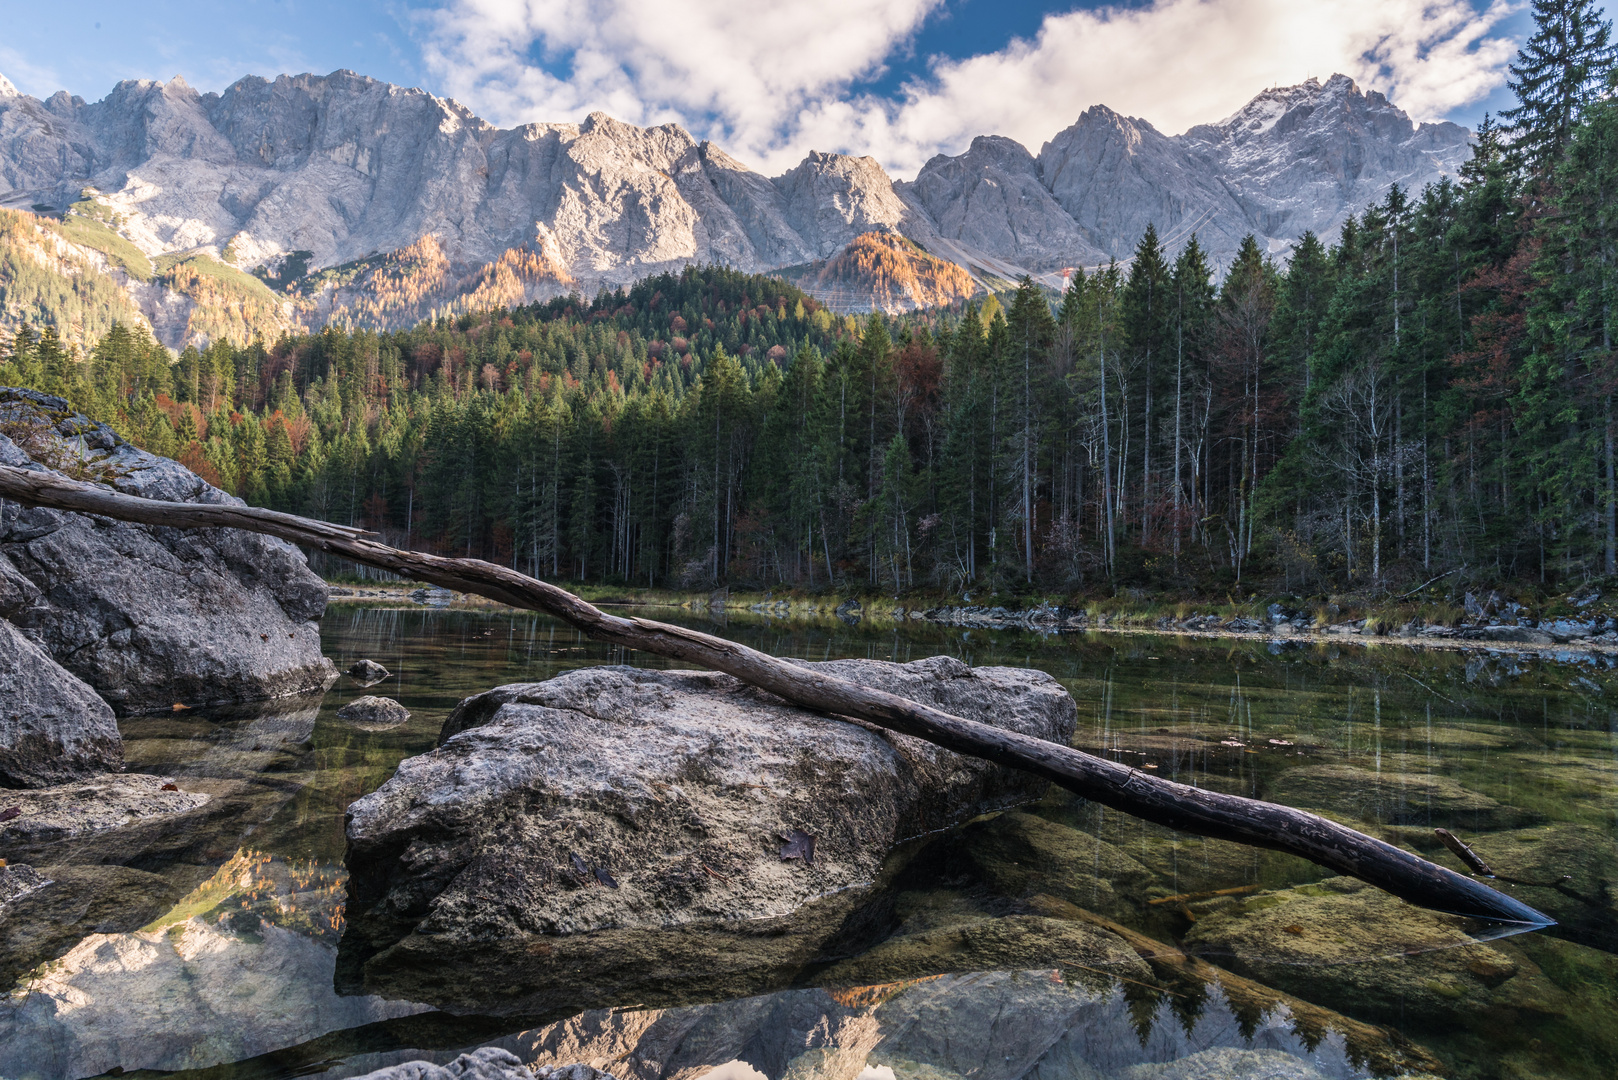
1168, 238, 1216, 565
1122, 226, 1172, 544
1503, 0, 1618, 172
1006, 277, 1056, 579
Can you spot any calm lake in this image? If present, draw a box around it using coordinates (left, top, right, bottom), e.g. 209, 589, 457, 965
2, 603, 1615, 1080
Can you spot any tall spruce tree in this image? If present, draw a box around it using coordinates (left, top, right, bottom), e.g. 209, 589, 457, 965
1503, 0, 1618, 172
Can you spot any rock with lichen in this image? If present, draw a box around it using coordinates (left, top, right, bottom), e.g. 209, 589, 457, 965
1182, 875, 1568, 1024
341, 657, 1076, 1015
0, 387, 336, 716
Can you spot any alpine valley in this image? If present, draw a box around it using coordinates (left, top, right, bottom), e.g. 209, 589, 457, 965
0, 67, 1471, 349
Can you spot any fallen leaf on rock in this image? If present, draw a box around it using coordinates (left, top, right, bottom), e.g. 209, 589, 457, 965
779, 828, 816, 867
172, 703, 189, 711
161, 783, 179, 792
594, 867, 619, 889
0, 807, 20, 823
568, 852, 590, 878
1284, 924, 1305, 935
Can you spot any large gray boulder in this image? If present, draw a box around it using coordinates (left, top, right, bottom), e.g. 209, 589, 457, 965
341, 657, 1077, 1014
0, 388, 336, 716
0, 618, 121, 786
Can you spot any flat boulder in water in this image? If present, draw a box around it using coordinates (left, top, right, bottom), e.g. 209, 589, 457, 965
341, 657, 1076, 1014
0, 774, 209, 845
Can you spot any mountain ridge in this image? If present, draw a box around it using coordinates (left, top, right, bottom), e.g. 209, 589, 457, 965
0, 68, 1473, 345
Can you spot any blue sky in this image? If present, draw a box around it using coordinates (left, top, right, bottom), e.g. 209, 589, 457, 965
0, 1, 1602, 177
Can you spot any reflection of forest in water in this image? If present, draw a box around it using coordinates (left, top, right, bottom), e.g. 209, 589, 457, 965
1, 605, 1614, 1080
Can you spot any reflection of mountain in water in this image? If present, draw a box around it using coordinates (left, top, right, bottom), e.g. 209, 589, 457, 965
0, 852, 427, 1079
0, 693, 337, 995
468, 971, 1380, 1080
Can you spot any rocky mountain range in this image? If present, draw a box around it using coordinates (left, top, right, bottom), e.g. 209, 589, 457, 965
0, 68, 1472, 346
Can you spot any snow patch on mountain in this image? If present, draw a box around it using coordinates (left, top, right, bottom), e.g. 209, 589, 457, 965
0, 69, 1473, 325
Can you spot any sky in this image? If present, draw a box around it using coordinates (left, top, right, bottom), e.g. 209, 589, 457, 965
0, 0, 1606, 178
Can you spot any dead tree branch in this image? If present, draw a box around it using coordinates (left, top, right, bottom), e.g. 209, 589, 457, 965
0, 464, 1553, 927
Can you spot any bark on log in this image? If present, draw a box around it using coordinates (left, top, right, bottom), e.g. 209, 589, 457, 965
0, 464, 1554, 926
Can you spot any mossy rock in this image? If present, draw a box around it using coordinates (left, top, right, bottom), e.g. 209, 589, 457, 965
1182, 876, 1568, 1026
1052, 802, 1324, 898
816, 913, 1151, 988
1412, 824, 1618, 954
949, 811, 1153, 917
1266, 764, 1532, 830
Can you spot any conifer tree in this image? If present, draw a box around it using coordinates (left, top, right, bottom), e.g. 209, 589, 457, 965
1168, 238, 1216, 565
1503, 0, 1618, 172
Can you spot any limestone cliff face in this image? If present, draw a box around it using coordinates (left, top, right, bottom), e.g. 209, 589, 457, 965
0, 69, 1471, 323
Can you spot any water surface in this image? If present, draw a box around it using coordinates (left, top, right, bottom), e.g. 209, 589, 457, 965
2, 606, 1614, 1080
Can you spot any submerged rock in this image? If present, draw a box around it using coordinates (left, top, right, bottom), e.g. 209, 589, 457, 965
1412, 823, 1618, 953
0, 694, 331, 992
1183, 875, 1566, 1025
1265, 764, 1529, 830
341, 657, 1076, 1014
0, 618, 121, 787
0, 774, 209, 845
815, 913, 1151, 986
0, 852, 428, 1080
0, 388, 336, 717
948, 810, 1154, 918
338, 695, 411, 729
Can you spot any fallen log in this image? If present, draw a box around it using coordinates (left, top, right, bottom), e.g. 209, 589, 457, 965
0, 464, 1554, 927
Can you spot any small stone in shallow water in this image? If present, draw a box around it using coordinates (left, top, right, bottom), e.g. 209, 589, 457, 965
347, 659, 391, 685
336, 696, 411, 728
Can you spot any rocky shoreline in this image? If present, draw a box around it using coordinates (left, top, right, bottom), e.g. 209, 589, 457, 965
327, 582, 1618, 661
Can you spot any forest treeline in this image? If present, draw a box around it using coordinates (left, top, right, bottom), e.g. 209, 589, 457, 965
2, 1, 1615, 598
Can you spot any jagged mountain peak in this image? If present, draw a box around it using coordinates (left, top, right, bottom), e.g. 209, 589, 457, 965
1209, 74, 1346, 136
0, 66, 1478, 337
0, 71, 19, 99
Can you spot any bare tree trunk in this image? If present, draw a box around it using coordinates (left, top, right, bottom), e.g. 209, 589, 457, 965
0, 462, 1553, 928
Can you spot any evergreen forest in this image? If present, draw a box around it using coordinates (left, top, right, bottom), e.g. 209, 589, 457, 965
3, 0, 1616, 601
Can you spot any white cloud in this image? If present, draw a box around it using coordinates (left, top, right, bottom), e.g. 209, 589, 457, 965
420, 0, 1519, 178
419, 0, 942, 150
